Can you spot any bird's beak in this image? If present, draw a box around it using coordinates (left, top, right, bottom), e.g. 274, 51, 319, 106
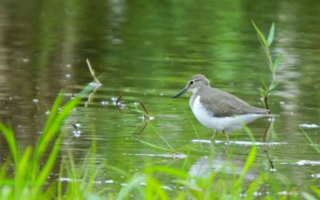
173, 87, 188, 98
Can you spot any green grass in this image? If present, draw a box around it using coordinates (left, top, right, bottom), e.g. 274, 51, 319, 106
0, 95, 76, 199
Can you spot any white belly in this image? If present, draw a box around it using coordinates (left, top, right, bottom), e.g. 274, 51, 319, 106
190, 95, 265, 132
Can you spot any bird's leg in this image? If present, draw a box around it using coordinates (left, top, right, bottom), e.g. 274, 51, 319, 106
209, 130, 217, 143
222, 130, 230, 146
223, 130, 230, 154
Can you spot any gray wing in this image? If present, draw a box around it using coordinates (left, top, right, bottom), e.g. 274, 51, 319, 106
200, 88, 269, 117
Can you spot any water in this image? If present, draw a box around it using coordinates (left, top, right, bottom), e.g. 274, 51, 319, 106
0, 0, 320, 197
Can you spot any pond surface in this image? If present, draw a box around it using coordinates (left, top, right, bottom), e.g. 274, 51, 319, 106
0, 0, 320, 198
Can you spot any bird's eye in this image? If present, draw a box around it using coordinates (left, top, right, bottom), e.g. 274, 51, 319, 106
190, 80, 194, 85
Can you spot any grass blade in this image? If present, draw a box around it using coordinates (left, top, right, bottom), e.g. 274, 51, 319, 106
148, 122, 175, 152
31, 132, 64, 198
116, 173, 145, 200
311, 186, 320, 197
146, 177, 168, 200
234, 123, 256, 189
33, 97, 80, 178
42, 94, 63, 136
0, 124, 19, 167
105, 164, 128, 177
138, 140, 176, 153
301, 127, 320, 153
15, 146, 32, 194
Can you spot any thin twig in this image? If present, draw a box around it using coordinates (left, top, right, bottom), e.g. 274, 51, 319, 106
84, 59, 102, 107
115, 93, 124, 116
262, 46, 276, 114
265, 47, 273, 68
116, 105, 123, 116
139, 122, 148, 135
86, 59, 100, 84
263, 119, 275, 168
34, 101, 40, 111
264, 94, 270, 113
85, 84, 102, 107
263, 120, 273, 141
116, 93, 124, 105
33, 92, 40, 110
130, 102, 151, 135
132, 119, 149, 135
256, 184, 264, 200
139, 101, 150, 117
70, 123, 79, 131
264, 149, 274, 169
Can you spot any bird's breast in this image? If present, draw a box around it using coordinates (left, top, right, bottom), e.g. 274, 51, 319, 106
191, 95, 218, 129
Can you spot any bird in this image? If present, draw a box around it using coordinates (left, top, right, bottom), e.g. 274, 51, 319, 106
173, 74, 274, 144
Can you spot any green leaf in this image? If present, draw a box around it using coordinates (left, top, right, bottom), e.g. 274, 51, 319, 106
311, 186, 320, 197
257, 87, 265, 92
260, 79, 268, 90
252, 20, 268, 47
272, 54, 283, 71
269, 81, 279, 91
258, 88, 266, 97
267, 22, 275, 46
